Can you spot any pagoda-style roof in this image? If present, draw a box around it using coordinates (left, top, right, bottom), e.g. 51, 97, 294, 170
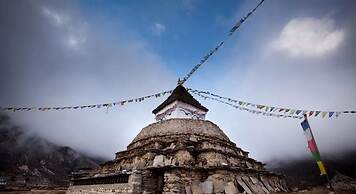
152, 85, 208, 114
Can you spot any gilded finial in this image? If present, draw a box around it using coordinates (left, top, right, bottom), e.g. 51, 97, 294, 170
177, 78, 182, 85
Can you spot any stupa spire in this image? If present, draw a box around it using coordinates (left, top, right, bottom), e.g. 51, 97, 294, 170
152, 85, 208, 121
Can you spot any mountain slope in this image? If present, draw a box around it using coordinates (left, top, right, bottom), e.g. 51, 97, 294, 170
0, 114, 100, 187
267, 152, 356, 189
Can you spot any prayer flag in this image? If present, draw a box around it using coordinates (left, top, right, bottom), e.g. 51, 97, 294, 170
301, 118, 327, 175
315, 111, 321, 117
329, 112, 334, 118
316, 161, 327, 175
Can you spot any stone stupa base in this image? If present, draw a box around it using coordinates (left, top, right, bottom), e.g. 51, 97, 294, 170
67, 119, 287, 194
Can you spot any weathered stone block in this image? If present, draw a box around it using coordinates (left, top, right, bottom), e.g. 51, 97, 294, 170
200, 180, 213, 194
191, 181, 203, 194
235, 177, 252, 194
212, 180, 225, 193
165, 157, 172, 166
224, 182, 238, 194
185, 186, 192, 194
153, 155, 165, 167
189, 136, 198, 142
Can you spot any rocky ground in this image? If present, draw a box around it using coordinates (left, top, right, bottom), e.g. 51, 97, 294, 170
0, 190, 66, 194
276, 188, 356, 194
1, 188, 355, 194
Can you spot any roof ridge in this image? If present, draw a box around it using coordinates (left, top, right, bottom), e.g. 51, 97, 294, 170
152, 85, 208, 114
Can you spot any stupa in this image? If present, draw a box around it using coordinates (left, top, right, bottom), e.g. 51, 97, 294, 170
67, 85, 287, 194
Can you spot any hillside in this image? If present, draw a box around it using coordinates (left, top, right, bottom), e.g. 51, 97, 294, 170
0, 114, 100, 188
267, 152, 356, 189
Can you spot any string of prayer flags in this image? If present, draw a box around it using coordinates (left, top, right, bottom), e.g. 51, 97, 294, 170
301, 117, 328, 175
0, 90, 173, 113
190, 90, 303, 119
3, 85, 354, 119
179, 0, 265, 85
189, 88, 355, 119
229, 0, 265, 35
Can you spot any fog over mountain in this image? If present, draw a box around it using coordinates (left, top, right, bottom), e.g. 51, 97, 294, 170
0, 0, 356, 163
0, 113, 99, 186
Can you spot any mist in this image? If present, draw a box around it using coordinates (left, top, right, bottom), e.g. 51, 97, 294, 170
203, 0, 356, 161
1, 0, 356, 162
0, 0, 174, 159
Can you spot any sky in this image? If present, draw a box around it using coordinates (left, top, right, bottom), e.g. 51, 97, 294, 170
0, 0, 356, 162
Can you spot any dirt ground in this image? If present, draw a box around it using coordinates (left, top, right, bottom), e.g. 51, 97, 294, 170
0, 188, 355, 194
274, 188, 356, 194
0, 190, 66, 194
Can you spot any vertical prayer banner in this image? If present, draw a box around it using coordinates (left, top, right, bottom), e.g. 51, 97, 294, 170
301, 117, 327, 175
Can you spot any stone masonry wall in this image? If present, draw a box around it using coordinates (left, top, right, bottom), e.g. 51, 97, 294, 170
160, 169, 287, 194
66, 183, 132, 194
67, 172, 142, 194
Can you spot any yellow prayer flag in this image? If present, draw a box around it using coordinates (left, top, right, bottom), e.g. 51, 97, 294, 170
289, 109, 296, 115
316, 161, 327, 175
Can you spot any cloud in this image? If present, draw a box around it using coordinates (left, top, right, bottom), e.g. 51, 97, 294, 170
41, 6, 87, 49
271, 17, 345, 57
41, 6, 68, 25
0, 0, 174, 158
1, 0, 355, 164
151, 23, 166, 36
205, 1, 356, 162
67, 34, 85, 48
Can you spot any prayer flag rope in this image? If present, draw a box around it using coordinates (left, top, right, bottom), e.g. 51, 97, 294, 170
178, 0, 265, 85
189, 89, 355, 119
0, 90, 173, 112
189, 89, 303, 119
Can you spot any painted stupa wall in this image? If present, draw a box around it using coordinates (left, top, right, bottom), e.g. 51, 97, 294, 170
154, 101, 207, 121
67, 119, 287, 194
